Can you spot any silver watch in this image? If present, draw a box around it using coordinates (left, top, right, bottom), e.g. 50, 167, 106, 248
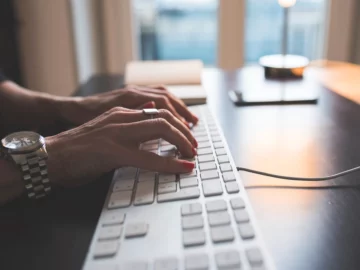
1, 131, 51, 199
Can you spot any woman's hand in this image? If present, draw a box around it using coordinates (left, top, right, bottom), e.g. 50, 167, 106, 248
59, 85, 198, 128
46, 107, 197, 187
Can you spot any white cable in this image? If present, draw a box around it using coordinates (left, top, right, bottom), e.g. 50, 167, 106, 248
236, 166, 360, 181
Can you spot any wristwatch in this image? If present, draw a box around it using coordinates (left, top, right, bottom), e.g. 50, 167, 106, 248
0, 131, 51, 199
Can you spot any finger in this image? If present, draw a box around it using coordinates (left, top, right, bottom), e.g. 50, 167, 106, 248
103, 108, 197, 147
137, 101, 155, 109
136, 86, 198, 124
156, 109, 197, 147
116, 119, 195, 158
127, 150, 195, 173
152, 95, 188, 127
165, 93, 199, 124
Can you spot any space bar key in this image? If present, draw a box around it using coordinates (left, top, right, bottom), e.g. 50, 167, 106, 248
157, 187, 200, 203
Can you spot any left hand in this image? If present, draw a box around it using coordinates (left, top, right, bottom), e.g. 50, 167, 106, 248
58, 85, 198, 127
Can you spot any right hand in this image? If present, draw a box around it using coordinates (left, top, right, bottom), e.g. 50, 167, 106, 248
45, 107, 197, 187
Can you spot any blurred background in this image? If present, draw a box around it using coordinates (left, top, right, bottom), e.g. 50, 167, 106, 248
134, 0, 326, 64
0, 0, 358, 96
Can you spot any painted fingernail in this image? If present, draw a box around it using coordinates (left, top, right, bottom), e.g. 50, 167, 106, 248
143, 101, 155, 108
183, 121, 190, 129
193, 139, 198, 148
192, 147, 197, 156
182, 161, 195, 171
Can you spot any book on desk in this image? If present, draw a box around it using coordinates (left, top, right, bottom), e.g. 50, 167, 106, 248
125, 60, 207, 105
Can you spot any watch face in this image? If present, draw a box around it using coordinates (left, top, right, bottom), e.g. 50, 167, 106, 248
1, 131, 43, 153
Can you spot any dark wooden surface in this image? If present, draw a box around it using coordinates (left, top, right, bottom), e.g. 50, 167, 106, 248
1, 67, 360, 270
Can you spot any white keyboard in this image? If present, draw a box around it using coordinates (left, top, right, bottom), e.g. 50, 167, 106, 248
83, 105, 275, 270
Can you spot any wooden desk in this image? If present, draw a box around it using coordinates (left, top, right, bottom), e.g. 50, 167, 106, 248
1, 67, 360, 270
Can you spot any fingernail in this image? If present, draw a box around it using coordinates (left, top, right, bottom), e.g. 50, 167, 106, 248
183, 121, 190, 129
143, 101, 155, 108
193, 139, 198, 148
193, 114, 199, 123
192, 147, 197, 156
182, 161, 195, 171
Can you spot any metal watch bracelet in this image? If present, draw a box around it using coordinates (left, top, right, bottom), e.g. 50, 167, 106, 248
20, 154, 51, 199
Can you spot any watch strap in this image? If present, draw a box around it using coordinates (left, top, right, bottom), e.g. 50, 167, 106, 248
20, 154, 51, 199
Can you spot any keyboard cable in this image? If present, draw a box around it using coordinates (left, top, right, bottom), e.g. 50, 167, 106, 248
236, 166, 360, 181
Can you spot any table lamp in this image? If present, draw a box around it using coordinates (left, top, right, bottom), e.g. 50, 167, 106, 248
259, 0, 309, 79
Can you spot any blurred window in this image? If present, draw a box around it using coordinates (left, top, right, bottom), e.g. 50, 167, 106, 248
133, 0, 327, 65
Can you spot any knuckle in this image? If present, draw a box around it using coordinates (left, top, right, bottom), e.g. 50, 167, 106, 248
157, 96, 168, 104
159, 109, 172, 119
154, 118, 171, 130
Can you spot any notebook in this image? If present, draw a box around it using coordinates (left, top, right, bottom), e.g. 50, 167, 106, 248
125, 60, 207, 105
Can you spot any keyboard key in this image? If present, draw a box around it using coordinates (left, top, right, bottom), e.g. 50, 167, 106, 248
160, 140, 171, 146
180, 170, 197, 179
215, 148, 227, 156
202, 180, 223, 197
198, 155, 214, 163
88, 265, 117, 270
210, 132, 220, 138
113, 179, 135, 192
182, 215, 204, 229
125, 222, 148, 238
222, 172, 236, 182
185, 254, 209, 270
183, 229, 206, 247
181, 203, 202, 216
160, 150, 177, 158
197, 148, 212, 155
158, 187, 200, 203
158, 174, 177, 183
196, 136, 209, 143
198, 141, 211, 149
144, 139, 158, 145
93, 240, 119, 258
98, 225, 122, 240
138, 172, 156, 182
200, 170, 218, 180
161, 145, 176, 152
108, 190, 132, 209
116, 167, 137, 179
158, 182, 177, 194
238, 223, 255, 239
212, 135, 222, 142
208, 211, 231, 226
225, 182, 239, 194
142, 144, 158, 151
205, 199, 227, 212
234, 209, 250, 223
215, 250, 241, 269
102, 212, 125, 226
220, 163, 232, 172
213, 142, 224, 149
230, 198, 245, 209
134, 180, 155, 205
154, 257, 178, 270
193, 131, 207, 137
217, 155, 229, 164
211, 226, 235, 243
121, 261, 148, 270
199, 162, 216, 171
180, 177, 198, 188
246, 248, 264, 266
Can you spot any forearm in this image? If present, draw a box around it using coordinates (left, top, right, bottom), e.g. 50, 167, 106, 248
0, 81, 77, 137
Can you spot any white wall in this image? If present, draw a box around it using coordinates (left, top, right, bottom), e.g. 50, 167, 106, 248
14, 0, 77, 96
69, 0, 104, 84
